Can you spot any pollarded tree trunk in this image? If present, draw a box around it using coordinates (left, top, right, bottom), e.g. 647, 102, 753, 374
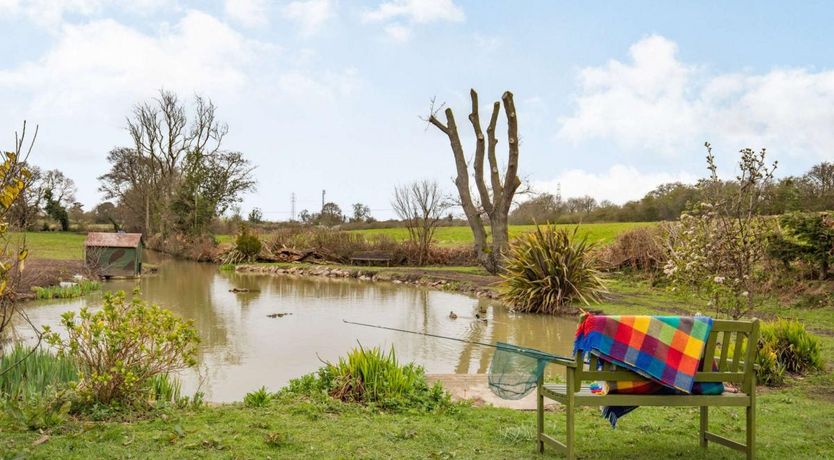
428, 89, 522, 274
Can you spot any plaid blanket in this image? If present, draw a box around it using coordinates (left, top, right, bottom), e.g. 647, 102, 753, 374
574, 314, 713, 394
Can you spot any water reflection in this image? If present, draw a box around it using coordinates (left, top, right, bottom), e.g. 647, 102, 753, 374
19, 252, 577, 402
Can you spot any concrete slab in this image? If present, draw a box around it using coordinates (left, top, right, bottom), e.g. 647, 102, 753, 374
426, 374, 559, 411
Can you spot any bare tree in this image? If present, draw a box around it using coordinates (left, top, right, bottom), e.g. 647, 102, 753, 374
427, 89, 521, 273
99, 90, 246, 237
392, 180, 449, 266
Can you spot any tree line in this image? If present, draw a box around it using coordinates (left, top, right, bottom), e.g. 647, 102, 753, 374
510, 161, 834, 224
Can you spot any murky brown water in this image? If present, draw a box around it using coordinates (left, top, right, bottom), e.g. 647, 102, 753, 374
18, 252, 577, 402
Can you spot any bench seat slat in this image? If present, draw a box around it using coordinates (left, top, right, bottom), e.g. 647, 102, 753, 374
542, 383, 750, 407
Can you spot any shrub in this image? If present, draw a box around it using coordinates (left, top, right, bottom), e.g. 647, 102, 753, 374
599, 225, 668, 273
244, 386, 272, 408
754, 340, 786, 386
500, 225, 606, 314
43, 289, 200, 406
759, 319, 823, 375
235, 228, 263, 261
768, 212, 834, 279
283, 345, 451, 412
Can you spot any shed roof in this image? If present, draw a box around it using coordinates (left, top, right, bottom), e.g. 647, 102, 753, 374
84, 232, 143, 248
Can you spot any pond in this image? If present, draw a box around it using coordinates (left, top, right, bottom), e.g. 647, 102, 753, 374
18, 252, 577, 402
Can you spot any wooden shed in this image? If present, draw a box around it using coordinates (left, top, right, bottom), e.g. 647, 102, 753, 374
84, 232, 143, 277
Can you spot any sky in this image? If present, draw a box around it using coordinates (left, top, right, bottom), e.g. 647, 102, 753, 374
2, 0, 834, 220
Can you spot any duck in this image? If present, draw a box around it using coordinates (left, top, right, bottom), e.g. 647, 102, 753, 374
475, 313, 488, 324
267, 312, 292, 318
449, 311, 458, 320
478, 306, 487, 315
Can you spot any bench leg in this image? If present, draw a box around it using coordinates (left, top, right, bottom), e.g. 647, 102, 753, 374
565, 371, 576, 460
536, 380, 544, 454
746, 403, 755, 459
700, 406, 708, 448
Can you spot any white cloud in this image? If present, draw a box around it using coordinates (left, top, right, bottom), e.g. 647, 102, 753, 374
282, 0, 334, 37
363, 0, 463, 23
0, 10, 258, 113
384, 22, 411, 42
558, 34, 834, 161
0, 0, 105, 28
363, 0, 463, 42
0, 0, 171, 29
534, 165, 697, 204
224, 0, 269, 27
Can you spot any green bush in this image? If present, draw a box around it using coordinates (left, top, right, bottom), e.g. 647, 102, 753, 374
235, 229, 262, 261
768, 212, 834, 279
754, 340, 786, 386
760, 319, 824, 375
500, 225, 606, 314
244, 386, 272, 408
43, 289, 200, 406
283, 345, 451, 412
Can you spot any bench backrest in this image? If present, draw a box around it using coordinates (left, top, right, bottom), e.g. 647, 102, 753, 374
573, 318, 760, 393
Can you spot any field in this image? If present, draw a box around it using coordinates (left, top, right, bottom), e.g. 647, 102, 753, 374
9, 232, 86, 260
216, 222, 652, 248
355, 222, 653, 247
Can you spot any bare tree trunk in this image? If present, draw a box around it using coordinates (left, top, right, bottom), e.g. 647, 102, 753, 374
428, 89, 522, 274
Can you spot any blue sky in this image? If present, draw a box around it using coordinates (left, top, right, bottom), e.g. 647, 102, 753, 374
2, 1, 834, 220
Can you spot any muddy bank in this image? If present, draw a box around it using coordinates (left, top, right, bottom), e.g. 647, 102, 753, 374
235, 264, 503, 300
16, 259, 91, 300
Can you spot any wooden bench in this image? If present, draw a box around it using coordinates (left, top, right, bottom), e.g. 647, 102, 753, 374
536, 319, 760, 459
349, 251, 397, 267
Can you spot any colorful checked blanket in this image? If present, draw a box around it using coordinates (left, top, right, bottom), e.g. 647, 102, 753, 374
574, 314, 713, 393
574, 315, 723, 427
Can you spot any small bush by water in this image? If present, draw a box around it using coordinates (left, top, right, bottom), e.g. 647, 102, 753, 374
284, 345, 451, 412
501, 225, 606, 314
32, 279, 101, 299
42, 289, 200, 406
752, 319, 824, 386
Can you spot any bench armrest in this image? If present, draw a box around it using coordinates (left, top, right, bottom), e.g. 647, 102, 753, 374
544, 356, 577, 368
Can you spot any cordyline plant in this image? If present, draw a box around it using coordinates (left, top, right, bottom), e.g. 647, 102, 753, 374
665, 143, 776, 319
43, 289, 199, 406
500, 225, 606, 314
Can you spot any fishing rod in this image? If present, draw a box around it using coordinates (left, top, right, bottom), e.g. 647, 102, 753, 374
342, 319, 573, 363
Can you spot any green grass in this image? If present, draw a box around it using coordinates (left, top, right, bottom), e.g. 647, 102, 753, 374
9, 232, 86, 260
216, 222, 653, 249
1, 385, 831, 458
352, 222, 654, 247
32, 280, 101, 299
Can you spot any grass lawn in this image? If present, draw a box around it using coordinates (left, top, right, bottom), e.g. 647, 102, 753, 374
10, 232, 86, 260
352, 222, 654, 247
2, 386, 832, 459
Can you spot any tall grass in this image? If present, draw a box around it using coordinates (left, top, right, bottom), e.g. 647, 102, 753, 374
32, 279, 101, 300
0, 344, 78, 398
285, 345, 451, 411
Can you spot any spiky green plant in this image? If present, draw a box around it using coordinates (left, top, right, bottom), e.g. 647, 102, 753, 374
500, 225, 606, 314
759, 319, 823, 375
0, 344, 78, 398
284, 345, 451, 411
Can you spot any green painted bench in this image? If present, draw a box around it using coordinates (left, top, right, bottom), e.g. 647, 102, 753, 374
536, 318, 760, 459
